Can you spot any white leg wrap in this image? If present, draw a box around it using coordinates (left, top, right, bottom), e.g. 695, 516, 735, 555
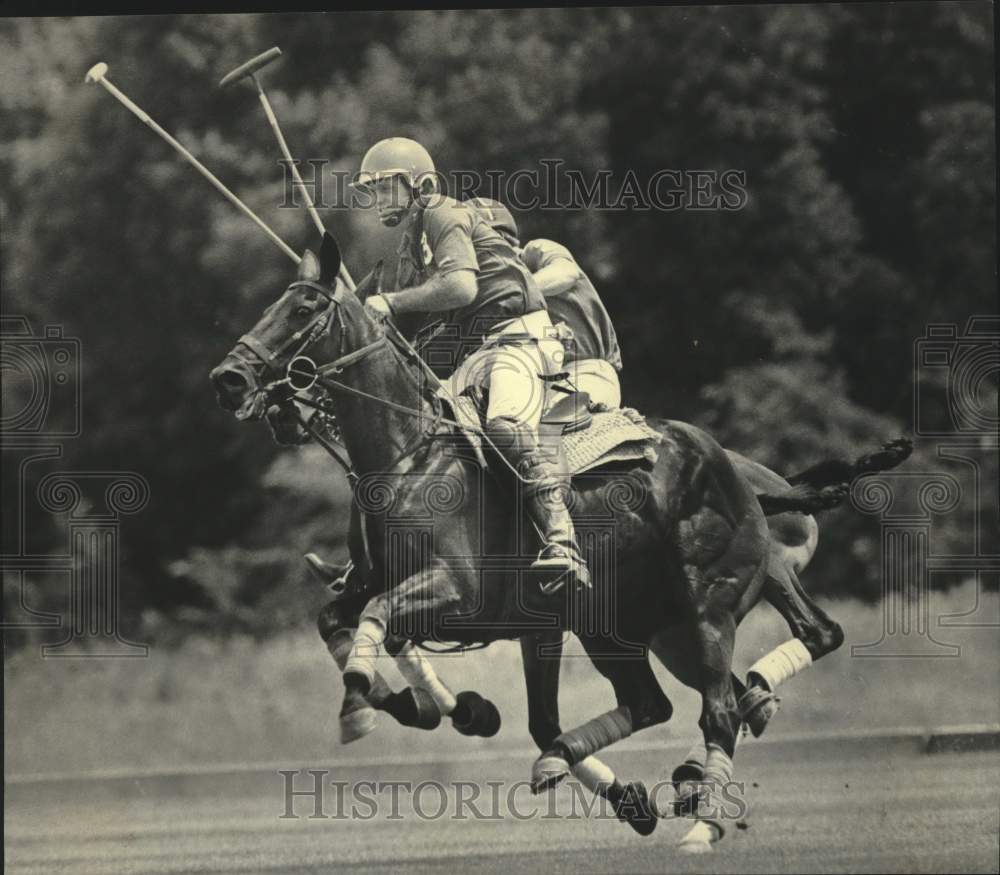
394, 642, 457, 715
681, 738, 707, 768
344, 617, 385, 683
328, 630, 354, 671
703, 744, 734, 786
746, 638, 812, 692
571, 756, 617, 793
698, 744, 735, 838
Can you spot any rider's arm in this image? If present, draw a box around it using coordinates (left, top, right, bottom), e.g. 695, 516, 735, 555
521, 239, 581, 297
532, 258, 581, 297
385, 200, 479, 314
384, 268, 477, 314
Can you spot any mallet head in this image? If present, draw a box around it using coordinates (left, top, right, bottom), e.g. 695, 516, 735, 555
85, 62, 108, 84
219, 47, 282, 88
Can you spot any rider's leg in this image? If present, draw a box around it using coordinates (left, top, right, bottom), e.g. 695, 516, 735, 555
566, 358, 622, 410
483, 342, 589, 586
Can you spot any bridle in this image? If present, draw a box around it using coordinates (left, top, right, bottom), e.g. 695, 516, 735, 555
237, 279, 360, 376
237, 278, 437, 477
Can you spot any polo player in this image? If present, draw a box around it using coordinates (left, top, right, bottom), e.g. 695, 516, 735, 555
351, 138, 589, 589
466, 198, 623, 411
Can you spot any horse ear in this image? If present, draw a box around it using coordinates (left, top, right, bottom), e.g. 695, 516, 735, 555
319, 232, 342, 284
298, 249, 321, 282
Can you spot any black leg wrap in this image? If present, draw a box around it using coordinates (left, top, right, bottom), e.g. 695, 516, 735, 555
552, 706, 633, 766
381, 687, 442, 731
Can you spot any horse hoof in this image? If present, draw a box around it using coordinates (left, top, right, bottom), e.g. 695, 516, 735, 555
384, 687, 442, 731
531, 752, 570, 794
614, 781, 657, 836
747, 695, 780, 737
451, 691, 501, 738
739, 685, 780, 738
477, 698, 501, 738
677, 820, 721, 853
339, 704, 377, 744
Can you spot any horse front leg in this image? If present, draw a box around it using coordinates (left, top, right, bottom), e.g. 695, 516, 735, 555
521, 630, 658, 836
388, 637, 500, 738
317, 600, 442, 742
529, 635, 672, 840
340, 564, 463, 738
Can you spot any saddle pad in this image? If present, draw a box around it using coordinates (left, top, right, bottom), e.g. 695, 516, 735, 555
562, 407, 661, 475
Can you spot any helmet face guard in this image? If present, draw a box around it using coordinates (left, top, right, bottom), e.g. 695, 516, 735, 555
353, 167, 411, 189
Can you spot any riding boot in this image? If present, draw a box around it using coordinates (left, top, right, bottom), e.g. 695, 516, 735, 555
486, 416, 590, 591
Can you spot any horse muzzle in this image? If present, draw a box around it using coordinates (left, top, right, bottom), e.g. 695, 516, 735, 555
210, 354, 268, 421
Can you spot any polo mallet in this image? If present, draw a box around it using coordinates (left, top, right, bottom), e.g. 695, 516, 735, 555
220, 48, 355, 290
85, 62, 300, 265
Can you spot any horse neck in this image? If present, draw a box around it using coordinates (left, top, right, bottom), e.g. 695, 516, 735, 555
330, 303, 432, 476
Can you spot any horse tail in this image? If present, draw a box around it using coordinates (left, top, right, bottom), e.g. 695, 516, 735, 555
755, 437, 912, 517
786, 436, 912, 487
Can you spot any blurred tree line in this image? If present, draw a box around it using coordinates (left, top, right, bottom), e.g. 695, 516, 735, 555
1, 5, 995, 644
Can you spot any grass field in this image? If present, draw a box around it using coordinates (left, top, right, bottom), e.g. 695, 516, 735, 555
5, 582, 998, 776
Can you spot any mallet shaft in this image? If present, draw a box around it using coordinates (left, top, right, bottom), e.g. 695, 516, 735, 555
93, 73, 300, 264
255, 84, 355, 290
256, 89, 324, 235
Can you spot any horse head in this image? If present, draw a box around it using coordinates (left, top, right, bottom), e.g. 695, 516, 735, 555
210, 233, 381, 423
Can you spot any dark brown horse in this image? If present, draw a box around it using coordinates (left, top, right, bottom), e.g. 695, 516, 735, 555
211, 233, 910, 849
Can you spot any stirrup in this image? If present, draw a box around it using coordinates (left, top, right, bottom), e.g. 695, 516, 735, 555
534, 545, 591, 594
305, 553, 352, 596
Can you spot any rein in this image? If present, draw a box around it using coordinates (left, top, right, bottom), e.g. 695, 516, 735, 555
247, 278, 542, 487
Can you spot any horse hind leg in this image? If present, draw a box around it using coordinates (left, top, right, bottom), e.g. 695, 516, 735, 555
740, 566, 844, 737
675, 605, 743, 854
648, 628, 748, 815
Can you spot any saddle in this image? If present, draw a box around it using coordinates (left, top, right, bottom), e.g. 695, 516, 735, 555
539, 391, 594, 436
436, 381, 661, 477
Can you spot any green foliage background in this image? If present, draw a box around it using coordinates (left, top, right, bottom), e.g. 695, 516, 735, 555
1, 6, 995, 644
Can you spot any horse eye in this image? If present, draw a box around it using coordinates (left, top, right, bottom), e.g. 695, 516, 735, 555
296, 305, 313, 318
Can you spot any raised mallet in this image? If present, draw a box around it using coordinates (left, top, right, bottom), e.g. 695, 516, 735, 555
220, 48, 325, 236
85, 61, 300, 264
220, 48, 354, 290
